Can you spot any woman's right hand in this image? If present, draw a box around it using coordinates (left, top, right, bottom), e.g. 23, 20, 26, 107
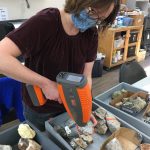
40, 79, 62, 104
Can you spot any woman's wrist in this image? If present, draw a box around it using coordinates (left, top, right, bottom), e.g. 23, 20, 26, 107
37, 76, 51, 89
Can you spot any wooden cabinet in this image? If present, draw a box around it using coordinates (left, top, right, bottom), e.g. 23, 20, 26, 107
98, 25, 143, 69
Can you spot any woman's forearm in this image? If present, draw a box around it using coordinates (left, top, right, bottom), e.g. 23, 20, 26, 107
87, 76, 92, 89
0, 55, 49, 88
0, 38, 61, 101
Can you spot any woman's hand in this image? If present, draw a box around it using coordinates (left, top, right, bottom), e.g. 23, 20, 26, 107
90, 114, 97, 127
40, 79, 62, 104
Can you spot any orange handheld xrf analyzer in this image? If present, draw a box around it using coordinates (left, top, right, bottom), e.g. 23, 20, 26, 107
26, 72, 92, 126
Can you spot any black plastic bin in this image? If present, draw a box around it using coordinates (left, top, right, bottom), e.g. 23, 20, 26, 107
0, 121, 61, 150
0, 22, 15, 41
92, 58, 104, 78
143, 29, 150, 45
144, 16, 150, 30
127, 46, 136, 57
129, 31, 139, 43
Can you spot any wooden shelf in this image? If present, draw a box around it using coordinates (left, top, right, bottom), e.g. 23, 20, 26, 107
109, 26, 143, 32
114, 46, 125, 50
111, 60, 124, 67
98, 25, 143, 68
126, 56, 136, 62
128, 43, 137, 47
136, 0, 149, 2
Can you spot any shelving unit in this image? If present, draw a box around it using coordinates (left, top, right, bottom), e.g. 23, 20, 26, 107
98, 25, 143, 69
128, 43, 137, 46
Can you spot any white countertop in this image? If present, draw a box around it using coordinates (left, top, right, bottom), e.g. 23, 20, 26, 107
132, 76, 150, 93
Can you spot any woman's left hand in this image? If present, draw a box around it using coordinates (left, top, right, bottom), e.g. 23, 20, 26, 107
90, 114, 97, 127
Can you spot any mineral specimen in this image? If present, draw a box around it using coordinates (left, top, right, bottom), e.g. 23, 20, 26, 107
93, 107, 107, 120
112, 89, 127, 99
80, 134, 93, 144
112, 91, 122, 99
75, 146, 84, 150
74, 138, 88, 149
106, 113, 121, 133
18, 138, 41, 150
144, 117, 150, 123
18, 138, 28, 150
70, 139, 78, 149
53, 125, 68, 138
18, 124, 36, 139
78, 121, 94, 135
95, 120, 108, 135
122, 97, 147, 113
105, 138, 123, 150
146, 110, 150, 117
115, 102, 123, 109
0, 145, 12, 150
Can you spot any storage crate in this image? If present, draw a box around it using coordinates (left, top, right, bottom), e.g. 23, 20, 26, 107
143, 103, 150, 124
143, 30, 150, 45
122, 17, 133, 26
0, 121, 61, 150
129, 31, 138, 43
92, 58, 104, 78
144, 16, 150, 30
45, 102, 150, 150
94, 82, 150, 137
129, 15, 144, 26
137, 49, 146, 62
127, 46, 136, 57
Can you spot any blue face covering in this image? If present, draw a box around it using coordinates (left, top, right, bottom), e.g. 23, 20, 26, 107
71, 10, 97, 32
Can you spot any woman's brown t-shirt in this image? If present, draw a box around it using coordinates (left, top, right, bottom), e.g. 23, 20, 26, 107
7, 8, 98, 113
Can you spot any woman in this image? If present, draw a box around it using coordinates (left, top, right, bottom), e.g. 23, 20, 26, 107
0, 0, 120, 131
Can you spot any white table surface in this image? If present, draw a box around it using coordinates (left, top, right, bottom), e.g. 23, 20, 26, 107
133, 76, 150, 93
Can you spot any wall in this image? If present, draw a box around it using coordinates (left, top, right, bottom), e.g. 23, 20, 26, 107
126, 0, 150, 15
126, 0, 136, 10
136, 1, 149, 15
0, 0, 65, 20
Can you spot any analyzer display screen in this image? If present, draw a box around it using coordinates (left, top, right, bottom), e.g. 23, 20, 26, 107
67, 75, 82, 82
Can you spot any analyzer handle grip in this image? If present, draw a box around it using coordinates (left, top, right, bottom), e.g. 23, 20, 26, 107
26, 84, 47, 106
57, 82, 92, 126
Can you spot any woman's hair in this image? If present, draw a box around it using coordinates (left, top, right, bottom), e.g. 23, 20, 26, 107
64, 0, 120, 29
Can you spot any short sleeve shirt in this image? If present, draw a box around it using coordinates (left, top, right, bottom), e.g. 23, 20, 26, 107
7, 8, 98, 113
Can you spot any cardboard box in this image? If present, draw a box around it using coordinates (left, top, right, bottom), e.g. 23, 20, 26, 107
137, 50, 146, 62
130, 91, 149, 100
143, 103, 150, 124
121, 91, 149, 115
101, 127, 142, 150
110, 91, 148, 115
141, 143, 150, 150
144, 103, 150, 117
129, 15, 144, 26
